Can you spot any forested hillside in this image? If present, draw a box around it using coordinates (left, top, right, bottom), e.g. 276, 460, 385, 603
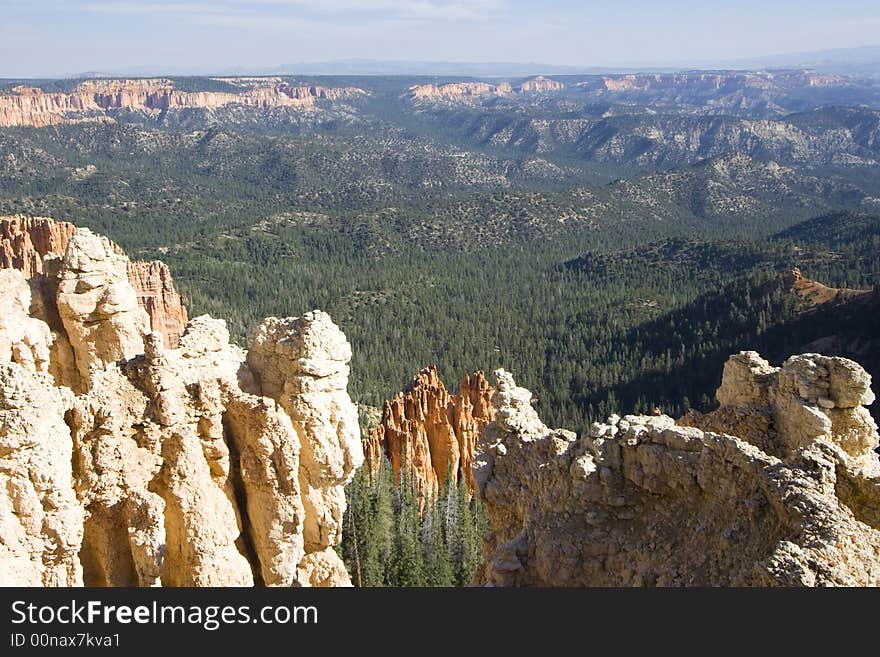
1, 76, 878, 430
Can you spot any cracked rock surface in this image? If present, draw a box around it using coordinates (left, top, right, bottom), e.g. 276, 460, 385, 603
475, 352, 880, 586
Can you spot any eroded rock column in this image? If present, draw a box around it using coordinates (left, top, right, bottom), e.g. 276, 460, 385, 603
55, 229, 147, 391
248, 311, 363, 586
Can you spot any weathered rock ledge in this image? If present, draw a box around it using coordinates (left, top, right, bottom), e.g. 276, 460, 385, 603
475, 352, 880, 586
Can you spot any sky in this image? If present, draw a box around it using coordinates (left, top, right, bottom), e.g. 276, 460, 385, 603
2, 0, 879, 77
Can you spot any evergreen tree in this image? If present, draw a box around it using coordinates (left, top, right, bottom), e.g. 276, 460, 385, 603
341, 456, 489, 587
455, 479, 483, 586
389, 465, 426, 586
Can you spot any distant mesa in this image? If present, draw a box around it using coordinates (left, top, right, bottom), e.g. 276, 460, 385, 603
405, 70, 859, 104
575, 70, 851, 93
0, 78, 368, 127
407, 76, 564, 102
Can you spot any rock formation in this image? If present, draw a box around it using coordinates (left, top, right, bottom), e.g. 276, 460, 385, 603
408, 77, 564, 103
783, 267, 871, 308
126, 260, 188, 348
364, 366, 494, 498
0, 78, 367, 128
0, 363, 82, 586
56, 230, 150, 390
1, 215, 187, 348
0, 224, 362, 586
247, 314, 362, 556
474, 352, 880, 586
516, 76, 566, 94
0, 216, 77, 277
409, 82, 499, 101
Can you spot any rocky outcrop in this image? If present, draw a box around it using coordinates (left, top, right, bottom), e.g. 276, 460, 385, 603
0, 216, 77, 277
0, 78, 367, 127
516, 76, 565, 94
409, 82, 500, 101
0, 269, 54, 374
475, 352, 880, 586
0, 224, 362, 587
364, 366, 494, 498
56, 230, 150, 390
1, 215, 188, 349
408, 77, 563, 103
247, 313, 362, 564
783, 267, 871, 308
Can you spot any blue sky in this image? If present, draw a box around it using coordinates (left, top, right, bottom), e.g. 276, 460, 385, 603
2, 0, 879, 77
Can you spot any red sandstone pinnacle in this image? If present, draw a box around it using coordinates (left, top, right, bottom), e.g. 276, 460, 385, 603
125, 260, 188, 348
364, 366, 495, 498
0, 215, 187, 348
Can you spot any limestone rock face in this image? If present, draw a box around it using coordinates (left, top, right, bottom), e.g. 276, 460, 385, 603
297, 547, 353, 587
516, 76, 565, 93
575, 70, 847, 95
1, 215, 188, 349
684, 351, 879, 472
365, 366, 495, 498
56, 229, 149, 390
408, 77, 564, 104
0, 364, 82, 586
715, 350, 777, 407
475, 353, 880, 586
0, 225, 361, 587
409, 82, 499, 101
0, 269, 54, 374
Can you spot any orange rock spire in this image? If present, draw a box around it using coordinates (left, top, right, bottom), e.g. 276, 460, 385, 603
364, 366, 495, 498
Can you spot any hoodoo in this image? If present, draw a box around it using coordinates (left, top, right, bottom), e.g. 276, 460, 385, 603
1, 215, 187, 348
364, 366, 495, 498
0, 223, 362, 586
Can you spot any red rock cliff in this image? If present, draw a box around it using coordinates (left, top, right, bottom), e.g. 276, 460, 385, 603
0, 215, 187, 347
364, 366, 495, 498
0, 216, 77, 277
0, 78, 367, 127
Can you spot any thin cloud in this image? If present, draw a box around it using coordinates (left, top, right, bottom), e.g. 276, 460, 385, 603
83, 2, 230, 15
244, 0, 506, 20
81, 0, 504, 22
